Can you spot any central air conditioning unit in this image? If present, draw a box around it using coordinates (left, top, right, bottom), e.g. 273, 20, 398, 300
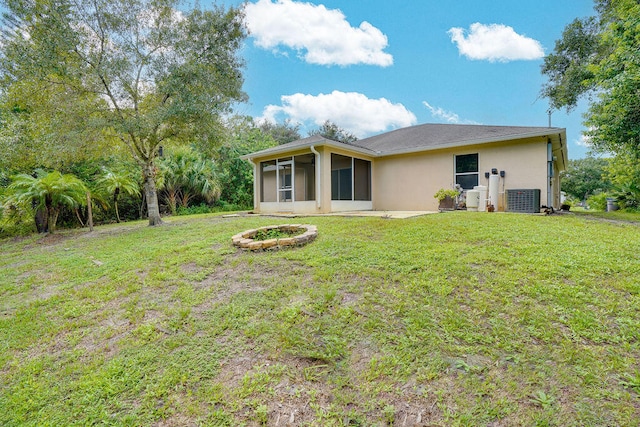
506, 189, 541, 213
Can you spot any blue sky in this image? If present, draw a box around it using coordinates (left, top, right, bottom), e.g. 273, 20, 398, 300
221, 0, 596, 158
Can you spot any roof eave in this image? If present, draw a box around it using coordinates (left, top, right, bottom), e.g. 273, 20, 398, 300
375, 128, 567, 157
241, 139, 378, 161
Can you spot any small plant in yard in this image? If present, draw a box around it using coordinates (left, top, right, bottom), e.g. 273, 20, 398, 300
620, 371, 640, 392
455, 359, 471, 372
254, 404, 269, 425
529, 391, 555, 409
433, 188, 459, 202
253, 227, 296, 241
382, 404, 396, 425
434, 187, 460, 210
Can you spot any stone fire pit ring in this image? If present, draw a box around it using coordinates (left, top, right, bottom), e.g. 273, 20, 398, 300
232, 224, 318, 251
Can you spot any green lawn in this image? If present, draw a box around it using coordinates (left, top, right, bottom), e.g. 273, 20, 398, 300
1, 211, 639, 426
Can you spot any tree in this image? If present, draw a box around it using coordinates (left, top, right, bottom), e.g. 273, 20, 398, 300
258, 119, 301, 145
5, 170, 87, 233
605, 150, 640, 209
218, 116, 278, 207
560, 156, 612, 201
96, 169, 141, 223
308, 120, 358, 144
1, 0, 247, 226
0, 84, 112, 172
541, 0, 640, 155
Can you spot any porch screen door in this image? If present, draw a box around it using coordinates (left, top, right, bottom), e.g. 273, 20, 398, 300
277, 161, 293, 202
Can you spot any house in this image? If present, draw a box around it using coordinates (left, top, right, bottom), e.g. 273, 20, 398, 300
241, 123, 568, 214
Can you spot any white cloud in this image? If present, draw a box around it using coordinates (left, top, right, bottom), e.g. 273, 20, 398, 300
422, 101, 479, 125
423, 101, 460, 123
575, 133, 592, 147
259, 91, 417, 137
448, 23, 544, 62
244, 0, 393, 66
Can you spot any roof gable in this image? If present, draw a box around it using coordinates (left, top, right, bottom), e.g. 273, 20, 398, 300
242, 134, 377, 159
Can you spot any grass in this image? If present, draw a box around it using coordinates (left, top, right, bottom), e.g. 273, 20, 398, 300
1, 211, 639, 426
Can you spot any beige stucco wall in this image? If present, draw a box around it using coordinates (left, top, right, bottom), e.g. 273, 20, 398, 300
249, 135, 563, 213
373, 137, 550, 211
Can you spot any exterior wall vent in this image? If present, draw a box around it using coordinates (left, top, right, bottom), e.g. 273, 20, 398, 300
506, 189, 541, 213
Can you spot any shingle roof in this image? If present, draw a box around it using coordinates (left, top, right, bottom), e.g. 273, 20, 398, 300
243, 123, 566, 159
242, 134, 377, 159
351, 123, 566, 155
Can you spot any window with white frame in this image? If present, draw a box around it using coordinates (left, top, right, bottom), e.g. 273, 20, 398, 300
455, 153, 479, 190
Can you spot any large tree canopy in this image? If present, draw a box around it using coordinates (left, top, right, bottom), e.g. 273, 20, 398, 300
541, 0, 640, 155
308, 120, 358, 144
560, 156, 612, 201
1, 0, 247, 225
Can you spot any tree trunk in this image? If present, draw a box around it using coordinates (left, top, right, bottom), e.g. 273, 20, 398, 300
44, 196, 53, 233
114, 187, 121, 223
48, 207, 59, 234
75, 208, 85, 227
143, 162, 163, 226
86, 192, 94, 232
34, 205, 48, 233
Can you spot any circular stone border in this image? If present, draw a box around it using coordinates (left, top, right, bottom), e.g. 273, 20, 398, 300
231, 224, 318, 251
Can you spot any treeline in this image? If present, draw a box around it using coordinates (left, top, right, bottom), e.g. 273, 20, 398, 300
0, 117, 301, 236
0, 117, 359, 237
542, 0, 640, 211
561, 155, 640, 211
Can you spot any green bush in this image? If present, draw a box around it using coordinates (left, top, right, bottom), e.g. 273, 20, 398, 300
213, 200, 247, 212
0, 204, 37, 238
614, 183, 640, 211
175, 201, 246, 216
176, 204, 213, 216
586, 192, 609, 211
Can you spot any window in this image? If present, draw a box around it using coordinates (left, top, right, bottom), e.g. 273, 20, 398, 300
331, 154, 352, 200
354, 158, 371, 201
455, 153, 478, 190
260, 160, 277, 202
260, 155, 315, 202
294, 154, 315, 201
331, 154, 371, 201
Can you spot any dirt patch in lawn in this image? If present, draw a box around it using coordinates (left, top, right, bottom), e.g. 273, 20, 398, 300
191, 256, 312, 314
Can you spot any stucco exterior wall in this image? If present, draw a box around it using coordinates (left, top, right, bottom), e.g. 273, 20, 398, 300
249, 135, 563, 214
373, 138, 549, 211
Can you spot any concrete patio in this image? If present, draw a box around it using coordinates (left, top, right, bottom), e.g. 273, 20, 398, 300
224, 211, 438, 219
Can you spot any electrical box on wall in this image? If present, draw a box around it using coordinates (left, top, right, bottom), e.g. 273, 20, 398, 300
506, 189, 541, 213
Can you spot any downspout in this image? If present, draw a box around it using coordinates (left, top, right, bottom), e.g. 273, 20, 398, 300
246, 157, 258, 212
310, 146, 321, 210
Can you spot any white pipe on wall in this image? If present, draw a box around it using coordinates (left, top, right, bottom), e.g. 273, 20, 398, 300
246, 157, 257, 211
310, 145, 321, 210
489, 174, 500, 211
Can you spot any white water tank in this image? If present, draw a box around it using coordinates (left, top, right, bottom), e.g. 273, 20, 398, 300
466, 190, 480, 211
474, 185, 487, 212
489, 174, 500, 211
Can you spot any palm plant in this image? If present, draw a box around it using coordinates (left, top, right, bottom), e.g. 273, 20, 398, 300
96, 169, 141, 223
159, 147, 221, 215
6, 170, 87, 233
180, 157, 222, 208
